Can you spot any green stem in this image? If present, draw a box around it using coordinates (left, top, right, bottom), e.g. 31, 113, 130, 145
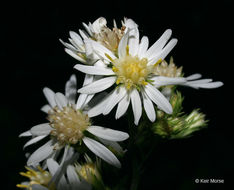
130, 175, 140, 190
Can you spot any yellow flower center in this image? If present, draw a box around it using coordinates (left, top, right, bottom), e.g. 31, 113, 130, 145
17, 167, 53, 190
112, 52, 149, 90
48, 105, 90, 145
106, 46, 162, 90
110, 45, 152, 90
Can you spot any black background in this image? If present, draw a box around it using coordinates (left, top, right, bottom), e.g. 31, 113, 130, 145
1, 0, 233, 189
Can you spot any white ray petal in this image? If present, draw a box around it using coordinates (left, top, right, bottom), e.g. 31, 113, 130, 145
64, 48, 86, 63
129, 28, 139, 56
23, 135, 47, 149
83, 137, 121, 168
60, 145, 70, 166
185, 79, 213, 85
88, 92, 113, 118
115, 94, 130, 119
59, 39, 77, 51
138, 36, 149, 59
186, 73, 202, 80
76, 75, 94, 110
187, 81, 223, 89
55, 93, 68, 109
113, 19, 117, 28
30, 123, 52, 136
79, 29, 89, 40
69, 31, 84, 47
67, 165, 81, 186
83, 74, 95, 86
65, 74, 77, 104
145, 29, 172, 59
94, 59, 107, 67
118, 30, 129, 59
76, 93, 88, 110
90, 39, 116, 61
84, 39, 94, 58
103, 87, 127, 115
47, 158, 59, 175
142, 92, 156, 122
87, 126, 129, 141
124, 19, 139, 57
19, 130, 32, 137
159, 38, 178, 60
41, 104, 52, 113
98, 138, 124, 154
82, 22, 92, 36
124, 18, 138, 30
152, 76, 186, 87
74, 64, 114, 75
92, 17, 107, 33
43, 87, 56, 108
144, 84, 172, 114
78, 76, 116, 94
130, 89, 142, 125
85, 43, 100, 63
68, 38, 81, 51
27, 140, 54, 166
47, 158, 68, 189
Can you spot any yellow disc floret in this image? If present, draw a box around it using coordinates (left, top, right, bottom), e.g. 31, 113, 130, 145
76, 163, 100, 184
17, 166, 53, 190
112, 53, 150, 90
48, 105, 90, 145
79, 164, 96, 181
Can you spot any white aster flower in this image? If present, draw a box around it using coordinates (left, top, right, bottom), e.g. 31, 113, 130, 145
60, 17, 136, 64
149, 57, 223, 100
19, 75, 129, 168
17, 165, 53, 190
75, 26, 178, 125
17, 158, 91, 190
60, 17, 119, 64
59, 18, 105, 64
154, 57, 183, 78
74, 21, 223, 125
151, 58, 223, 89
60, 17, 138, 107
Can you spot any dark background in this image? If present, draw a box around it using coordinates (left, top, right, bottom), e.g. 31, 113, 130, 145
1, 0, 233, 189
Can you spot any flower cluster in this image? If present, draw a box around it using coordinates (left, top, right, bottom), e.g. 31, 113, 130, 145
17, 17, 223, 190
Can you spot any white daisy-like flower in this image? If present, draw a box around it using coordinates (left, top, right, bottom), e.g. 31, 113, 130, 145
150, 57, 223, 100
75, 23, 223, 125
17, 157, 91, 190
60, 17, 138, 108
59, 18, 107, 64
74, 27, 177, 125
17, 165, 53, 190
19, 75, 129, 168
60, 17, 135, 64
